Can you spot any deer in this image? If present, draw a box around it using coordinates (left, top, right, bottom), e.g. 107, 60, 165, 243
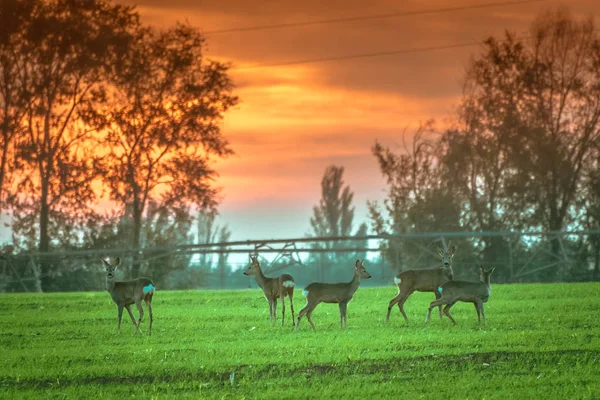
426, 265, 495, 325
386, 241, 456, 323
101, 257, 155, 335
243, 255, 296, 326
295, 259, 371, 331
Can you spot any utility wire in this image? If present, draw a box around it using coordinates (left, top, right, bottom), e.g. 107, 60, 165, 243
204, 0, 549, 35
232, 27, 600, 71
232, 40, 484, 70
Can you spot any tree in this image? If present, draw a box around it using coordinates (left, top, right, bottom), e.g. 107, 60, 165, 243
197, 209, 232, 288
369, 122, 462, 270
451, 9, 600, 279
99, 23, 238, 276
439, 34, 531, 280
309, 165, 367, 279
142, 201, 194, 287
7, 0, 138, 290
0, 0, 35, 215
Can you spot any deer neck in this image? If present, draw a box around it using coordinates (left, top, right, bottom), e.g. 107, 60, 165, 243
349, 270, 361, 293
105, 278, 116, 292
253, 266, 268, 288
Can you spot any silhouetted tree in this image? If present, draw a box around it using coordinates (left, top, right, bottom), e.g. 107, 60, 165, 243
7, 0, 138, 290
309, 165, 367, 279
99, 23, 238, 276
449, 9, 600, 279
197, 209, 232, 287
0, 0, 35, 215
369, 122, 462, 270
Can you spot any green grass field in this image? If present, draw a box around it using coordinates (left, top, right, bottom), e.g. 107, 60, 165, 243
1, 283, 599, 399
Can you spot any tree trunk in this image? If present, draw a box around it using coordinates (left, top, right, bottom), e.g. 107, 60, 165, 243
0, 137, 9, 214
38, 176, 51, 291
131, 200, 142, 277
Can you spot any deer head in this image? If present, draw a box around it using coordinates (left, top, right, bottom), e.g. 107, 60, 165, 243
101, 257, 120, 281
243, 255, 261, 276
438, 241, 456, 268
355, 259, 372, 279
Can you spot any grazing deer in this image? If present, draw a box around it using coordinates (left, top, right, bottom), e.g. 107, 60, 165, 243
296, 260, 371, 331
426, 265, 495, 325
386, 242, 456, 323
243, 255, 296, 326
102, 257, 155, 335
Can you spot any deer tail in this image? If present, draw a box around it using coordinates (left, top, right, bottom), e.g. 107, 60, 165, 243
143, 284, 155, 295
282, 280, 295, 288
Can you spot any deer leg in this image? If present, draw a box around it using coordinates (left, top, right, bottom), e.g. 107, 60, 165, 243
474, 302, 481, 323
386, 293, 402, 322
433, 291, 444, 320
272, 298, 278, 323
267, 299, 273, 322
443, 303, 457, 325
135, 301, 144, 333
117, 305, 124, 334
145, 295, 153, 336
478, 300, 486, 325
339, 302, 348, 329
306, 308, 317, 332
280, 295, 286, 327
397, 293, 412, 323
125, 305, 138, 327
426, 299, 445, 323
289, 291, 295, 327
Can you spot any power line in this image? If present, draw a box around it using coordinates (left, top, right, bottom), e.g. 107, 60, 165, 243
232, 27, 600, 71
232, 40, 484, 70
204, 0, 548, 35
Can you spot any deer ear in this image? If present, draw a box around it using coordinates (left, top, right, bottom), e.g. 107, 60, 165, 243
438, 246, 444, 257
450, 245, 456, 256
355, 259, 360, 268
114, 257, 120, 269
479, 265, 484, 273
100, 258, 111, 269
489, 267, 495, 275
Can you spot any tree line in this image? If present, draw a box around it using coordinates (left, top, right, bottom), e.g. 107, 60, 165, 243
2, 5, 599, 291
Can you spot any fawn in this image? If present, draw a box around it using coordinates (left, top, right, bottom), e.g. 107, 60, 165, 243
243, 255, 296, 326
102, 257, 155, 335
425, 265, 495, 325
386, 241, 456, 323
296, 259, 371, 331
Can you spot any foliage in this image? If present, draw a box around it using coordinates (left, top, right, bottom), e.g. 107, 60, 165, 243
308, 165, 368, 280
97, 22, 238, 276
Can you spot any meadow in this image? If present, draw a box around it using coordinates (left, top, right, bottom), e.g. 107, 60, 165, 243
1, 283, 599, 399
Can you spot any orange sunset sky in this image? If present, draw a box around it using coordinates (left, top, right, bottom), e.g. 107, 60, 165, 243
122, 0, 599, 240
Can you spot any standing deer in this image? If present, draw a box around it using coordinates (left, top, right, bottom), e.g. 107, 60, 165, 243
426, 265, 495, 325
243, 255, 296, 326
102, 257, 155, 335
296, 259, 371, 331
386, 241, 456, 323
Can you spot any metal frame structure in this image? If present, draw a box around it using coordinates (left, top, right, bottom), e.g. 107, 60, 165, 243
1, 230, 598, 291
